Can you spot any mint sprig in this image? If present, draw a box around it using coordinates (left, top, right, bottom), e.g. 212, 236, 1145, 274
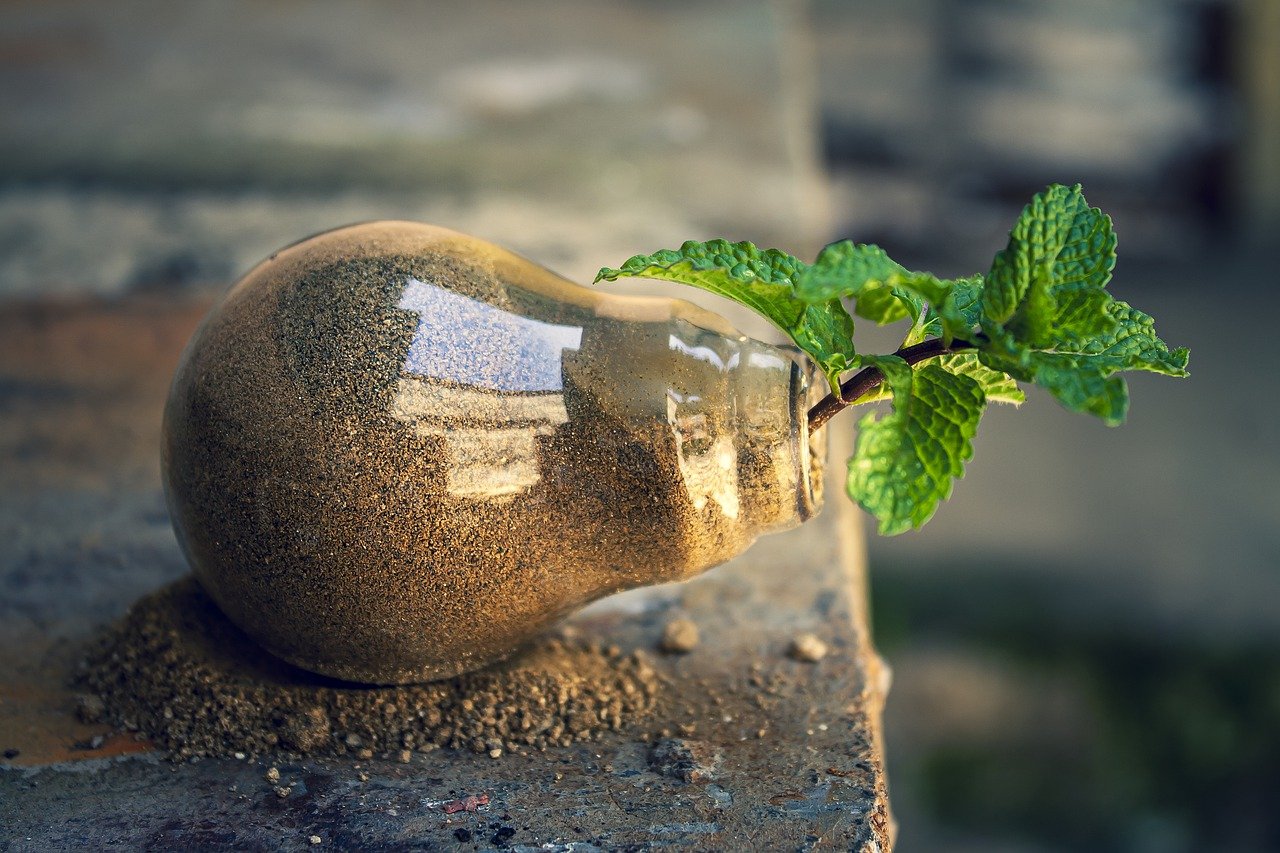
596, 184, 1188, 535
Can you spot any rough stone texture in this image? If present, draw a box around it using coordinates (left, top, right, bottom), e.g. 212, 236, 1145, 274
660, 618, 701, 655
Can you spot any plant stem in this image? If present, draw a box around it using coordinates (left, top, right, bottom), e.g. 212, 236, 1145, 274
806, 338, 978, 434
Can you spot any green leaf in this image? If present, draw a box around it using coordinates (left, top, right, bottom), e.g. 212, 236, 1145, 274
796, 242, 904, 302
847, 361, 987, 535
795, 242, 916, 324
900, 276, 1022, 404
977, 343, 1127, 424
979, 299, 1188, 426
935, 352, 1024, 405
854, 280, 920, 325
595, 239, 857, 391
851, 350, 1022, 408
1058, 299, 1188, 375
1050, 285, 1116, 346
983, 183, 1117, 345
868, 271, 978, 344
972, 183, 1184, 426
798, 241, 985, 345
903, 274, 985, 347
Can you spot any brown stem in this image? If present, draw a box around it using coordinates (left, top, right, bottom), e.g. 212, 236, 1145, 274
806, 338, 978, 434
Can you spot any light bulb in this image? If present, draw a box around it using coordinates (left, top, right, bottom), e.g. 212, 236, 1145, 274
163, 222, 824, 684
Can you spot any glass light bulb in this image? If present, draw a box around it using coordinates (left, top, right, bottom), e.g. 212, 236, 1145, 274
163, 222, 824, 684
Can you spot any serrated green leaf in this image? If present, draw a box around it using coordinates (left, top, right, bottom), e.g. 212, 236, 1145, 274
935, 352, 1024, 405
983, 184, 1117, 345
969, 183, 1184, 426
596, 239, 857, 391
848, 350, 1021, 408
797, 242, 979, 336
797, 241, 921, 325
596, 238, 809, 313
883, 272, 980, 344
979, 299, 1188, 425
847, 362, 987, 535
1050, 285, 1116, 346
895, 271, 1021, 404
979, 344, 1127, 423
949, 275, 985, 326
1058, 299, 1189, 375
796, 242, 905, 302
853, 283, 919, 325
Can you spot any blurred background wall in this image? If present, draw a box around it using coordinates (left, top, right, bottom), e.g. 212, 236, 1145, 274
818, 0, 1236, 265
2, 1, 1277, 850
814, 3, 1280, 851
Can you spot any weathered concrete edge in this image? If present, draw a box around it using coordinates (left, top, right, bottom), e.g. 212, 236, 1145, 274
831, 426, 897, 851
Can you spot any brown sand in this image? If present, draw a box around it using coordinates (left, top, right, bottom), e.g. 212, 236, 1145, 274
78, 577, 661, 760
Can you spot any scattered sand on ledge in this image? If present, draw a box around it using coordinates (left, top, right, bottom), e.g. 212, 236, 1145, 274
78, 577, 661, 761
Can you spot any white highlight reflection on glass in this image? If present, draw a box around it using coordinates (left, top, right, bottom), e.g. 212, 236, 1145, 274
397, 277, 582, 391
667, 334, 740, 372
391, 278, 581, 500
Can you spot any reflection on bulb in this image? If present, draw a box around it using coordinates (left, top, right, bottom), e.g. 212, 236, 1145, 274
396, 277, 583, 391
391, 277, 582, 499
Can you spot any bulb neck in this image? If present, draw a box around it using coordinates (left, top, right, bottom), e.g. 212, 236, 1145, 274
723, 335, 825, 533
651, 322, 825, 581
